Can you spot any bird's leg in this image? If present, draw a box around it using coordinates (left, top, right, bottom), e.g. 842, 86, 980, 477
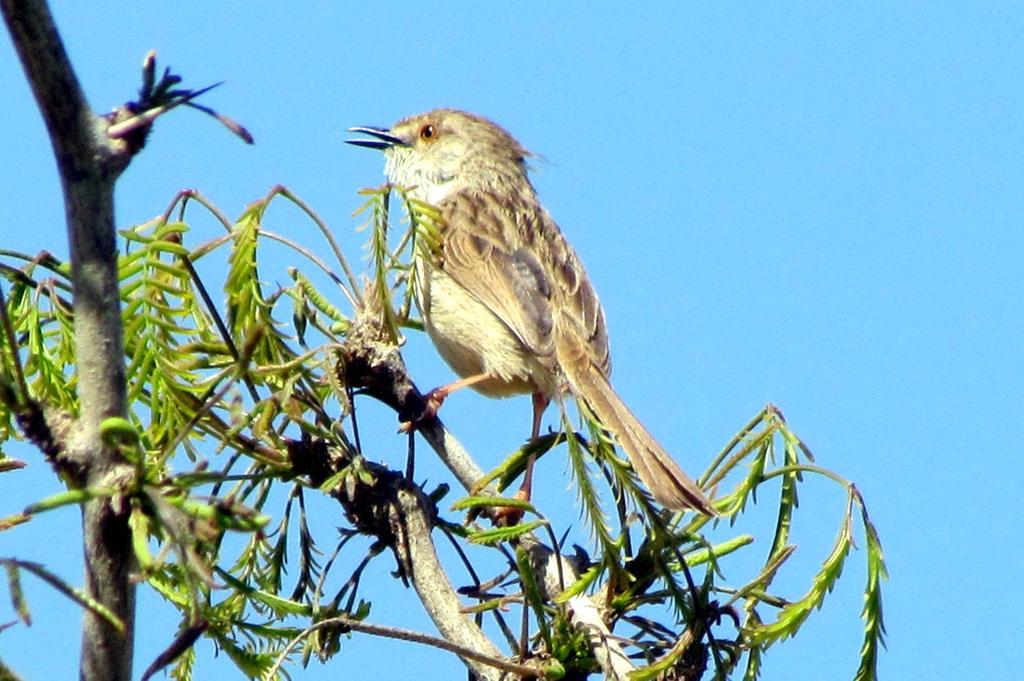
530, 391, 550, 441
490, 392, 551, 526
515, 392, 551, 503
425, 373, 493, 412
399, 372, 492, 432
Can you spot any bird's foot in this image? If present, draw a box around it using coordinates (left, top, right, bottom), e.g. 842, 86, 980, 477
492, 487, 530, 526
398, 387, 448, 433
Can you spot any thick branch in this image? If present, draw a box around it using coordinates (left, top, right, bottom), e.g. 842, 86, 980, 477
291, 437, 526, 680
340, 314, 491, 494
340, 314, 641, 679
2, 2, 136, 679
1, 0, 121, 180
388, 485, 519, 680
520, 536, 636, 680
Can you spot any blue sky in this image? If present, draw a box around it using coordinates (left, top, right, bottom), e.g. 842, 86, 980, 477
2, 2, 1021, 679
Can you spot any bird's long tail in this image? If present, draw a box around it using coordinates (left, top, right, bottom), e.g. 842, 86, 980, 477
567, 364, 716, 515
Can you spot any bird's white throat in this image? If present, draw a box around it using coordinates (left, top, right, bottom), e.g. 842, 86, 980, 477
384, 149, 464, 206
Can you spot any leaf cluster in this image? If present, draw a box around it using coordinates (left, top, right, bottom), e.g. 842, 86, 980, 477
0, 186, 885, 680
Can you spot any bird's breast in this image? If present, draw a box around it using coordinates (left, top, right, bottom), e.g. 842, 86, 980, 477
418, 268, 554, 398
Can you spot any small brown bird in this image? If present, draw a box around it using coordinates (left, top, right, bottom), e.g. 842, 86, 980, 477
348, 109, 714, 514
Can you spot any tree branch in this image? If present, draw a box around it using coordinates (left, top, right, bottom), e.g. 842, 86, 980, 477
339, 313, 491, 494
340, 312, 645, 679
270, 615, 539, 681
1, 0, 105, 179
2, 2, 136, 679
388, 485, 526, 680
290, 436, 526, 680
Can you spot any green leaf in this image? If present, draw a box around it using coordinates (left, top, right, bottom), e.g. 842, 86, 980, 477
218, 570, 312, 617
450, 495, 536, 514
317, 467, 350, 493
768, 433, 801, 559
0, 658, 27, 681
23, 486, 117, 515
4, 561, 30, 625
682, 534, 755, 567
467, 519, 547, 546
0, 559, 125, 633
854, 502, 888, 681
210, 631, 277, 678
746, 507, 853, 646
554, 564, 602, 602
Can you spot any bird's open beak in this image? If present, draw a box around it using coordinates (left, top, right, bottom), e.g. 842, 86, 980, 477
345, 126, 407, 150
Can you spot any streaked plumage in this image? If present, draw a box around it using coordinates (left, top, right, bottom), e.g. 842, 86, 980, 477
348, 109, 715, 514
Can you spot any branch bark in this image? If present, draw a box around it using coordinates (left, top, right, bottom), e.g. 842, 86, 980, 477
2, 2, 136, 679
290, 435, 531, 680
340, 312, 644, 679
388, 485, 523, 680
339, 312, 491, 494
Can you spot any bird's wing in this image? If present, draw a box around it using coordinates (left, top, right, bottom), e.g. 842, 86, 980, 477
439, 190, 558, 363
438, 188, 611, 377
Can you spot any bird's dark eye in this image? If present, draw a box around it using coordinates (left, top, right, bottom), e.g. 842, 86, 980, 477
419, 124, 435, 140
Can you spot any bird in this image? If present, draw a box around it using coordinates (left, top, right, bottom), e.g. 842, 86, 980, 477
347, 109, 715, 515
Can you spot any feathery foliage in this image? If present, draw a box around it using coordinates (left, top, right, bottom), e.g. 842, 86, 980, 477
0, 185, 885, 680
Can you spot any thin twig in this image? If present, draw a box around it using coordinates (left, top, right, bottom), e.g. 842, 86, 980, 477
258, 228, 358, 309
266, 615, 539, 680
163, 189, 235, 233
175, 244, 261, 402
106, 82, 223, 140
699, 407, 771, 487
275, 186, 364, 306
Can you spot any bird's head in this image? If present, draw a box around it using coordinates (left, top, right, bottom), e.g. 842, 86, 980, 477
347, 109, 532, 204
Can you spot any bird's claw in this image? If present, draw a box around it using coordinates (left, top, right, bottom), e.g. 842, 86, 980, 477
397, 388, 448, 433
